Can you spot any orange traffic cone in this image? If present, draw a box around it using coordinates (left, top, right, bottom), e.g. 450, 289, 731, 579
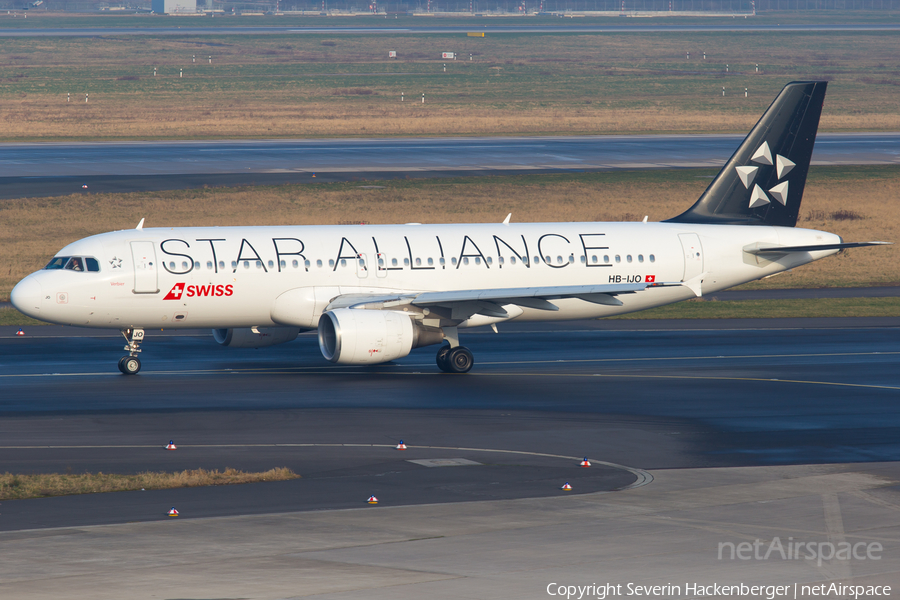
580, 457, 591, 467
367, 495, 379, 504
395, 440, 407, 450
561, 482, 573, 491
165, 440, 177, 450
168, 507, 179, 516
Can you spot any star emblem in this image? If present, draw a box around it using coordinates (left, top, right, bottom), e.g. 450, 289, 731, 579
736, 142, 796, 208
109, 257, 123, 269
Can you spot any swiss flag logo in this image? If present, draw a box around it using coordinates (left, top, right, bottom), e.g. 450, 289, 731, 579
645, 275, 656, 283
163, 283, 185, 300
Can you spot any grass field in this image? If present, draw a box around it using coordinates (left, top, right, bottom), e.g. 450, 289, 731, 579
2, 165, 897, 304
1, 27, 899, 139
0, 467, 298, 500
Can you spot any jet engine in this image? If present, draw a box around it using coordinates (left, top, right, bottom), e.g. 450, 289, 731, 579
213, 327, 302, 348
318, 308, 443, 365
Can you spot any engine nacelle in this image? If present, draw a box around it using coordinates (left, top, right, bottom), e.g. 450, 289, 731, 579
318, 308, 442, 365
213, 327, 301, 348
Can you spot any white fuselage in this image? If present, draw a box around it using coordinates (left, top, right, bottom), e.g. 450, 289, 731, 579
12, 221, 841, 330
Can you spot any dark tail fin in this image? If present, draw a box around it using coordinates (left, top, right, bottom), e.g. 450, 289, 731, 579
666, 81, 827, 227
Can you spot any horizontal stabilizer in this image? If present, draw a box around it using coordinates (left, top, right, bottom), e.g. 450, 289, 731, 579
743, 241, 891, 255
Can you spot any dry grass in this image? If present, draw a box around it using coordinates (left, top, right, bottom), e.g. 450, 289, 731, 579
0, 467, 298, 500
0, 31, 899, 139
2, 167, 898, 301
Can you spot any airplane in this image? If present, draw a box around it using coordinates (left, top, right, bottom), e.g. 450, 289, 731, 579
10, 81, 889, 375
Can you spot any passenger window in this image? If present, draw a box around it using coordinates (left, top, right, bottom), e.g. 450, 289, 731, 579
268, 260, 274, 269
474, 257, 480, 265
510, 256, 516, 265
439, 257, 446, 266
168, 261, 176, 270
244, 261, 250, 269
218, 261, 225, 270
627, 255, 632, 263
183, 261, 190, 270
638, 255, 644, 263
317, 260, 323, 268
591, 255, 598, 264
415, 258, 422, 266
207, 261, 213, 270
534, 256, 541, 264
451, 257, 458, 266
604, 255, 610, 263
340, 259, 347, 268
544, 256, 551, 264
194, 261, 200, 270
404, 258, 410, 266
568, 256, 575, 264
231, 261, 237, 269
303, 260, 310, 269
463, 257, 470, 265
391, 258, 398, 267
580, 256, 586, 264
329, 260, 335, 268
86, 258, 100, 272
427, 258, 434, 266
649, 254, 656, 263
44, 256, 69, 270
378, 258, 385, 267
615, 255, 621, 263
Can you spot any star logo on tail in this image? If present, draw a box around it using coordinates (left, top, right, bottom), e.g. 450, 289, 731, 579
736, 141, 796, 209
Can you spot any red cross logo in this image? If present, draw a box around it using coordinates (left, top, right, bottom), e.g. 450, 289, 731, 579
164, 283, 185, 300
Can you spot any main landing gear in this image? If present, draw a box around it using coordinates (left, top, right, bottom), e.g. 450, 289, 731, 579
435, 326, 474, 374
118, 328, 144, 375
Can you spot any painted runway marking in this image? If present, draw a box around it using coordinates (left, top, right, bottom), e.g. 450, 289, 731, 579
0, 444, 653, 491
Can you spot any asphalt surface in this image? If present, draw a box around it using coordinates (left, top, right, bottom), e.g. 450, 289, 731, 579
2, 24, 900, 37
1, 318, 898, 531
2, 133, 897, 199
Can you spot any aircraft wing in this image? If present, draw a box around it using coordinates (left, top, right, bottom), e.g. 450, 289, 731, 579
326, 282, 676, 322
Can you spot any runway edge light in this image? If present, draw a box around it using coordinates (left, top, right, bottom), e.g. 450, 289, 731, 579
396, 440, 407, 450
367, 495, 379, 504
561, 482, 573, 491
168, 507, 179, 516
166, 440, 177, 450
580, 457, 591, 467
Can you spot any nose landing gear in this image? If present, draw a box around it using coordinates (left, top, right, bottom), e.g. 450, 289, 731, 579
118, 328, 144, 375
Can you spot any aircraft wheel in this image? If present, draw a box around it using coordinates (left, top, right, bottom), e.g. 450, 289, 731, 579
435, 345, 452, 372
120, 356, 141, 375
446, 347, 474, 374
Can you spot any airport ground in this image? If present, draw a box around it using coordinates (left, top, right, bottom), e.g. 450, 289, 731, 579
1, 16, 899, 598
1, 319, 899, 597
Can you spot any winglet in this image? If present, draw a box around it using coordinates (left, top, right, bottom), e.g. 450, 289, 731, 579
136, 218, 145, 230
642, 215, 648, 223
502, 213, 511, 225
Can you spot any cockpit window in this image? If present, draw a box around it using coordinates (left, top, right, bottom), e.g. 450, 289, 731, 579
44, 256, 69, 270
43, 256, 100, 272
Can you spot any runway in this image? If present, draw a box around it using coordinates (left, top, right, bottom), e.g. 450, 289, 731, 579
1, 318, 898, 532
2, 133, 898, 199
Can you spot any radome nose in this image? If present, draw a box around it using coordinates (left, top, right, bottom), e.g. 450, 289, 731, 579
10, 275, 43, 318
